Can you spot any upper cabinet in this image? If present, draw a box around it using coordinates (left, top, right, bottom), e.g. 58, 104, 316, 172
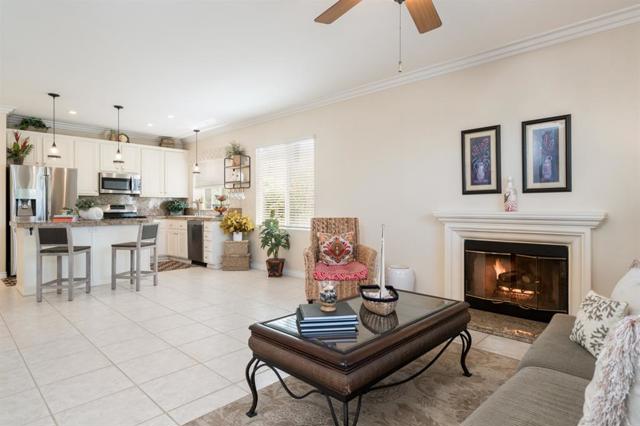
40, 134, 75, 168
140, 147, 166, 197
74, 138, 100, 196
164, 150, 189, 198
99, 143, 140, 174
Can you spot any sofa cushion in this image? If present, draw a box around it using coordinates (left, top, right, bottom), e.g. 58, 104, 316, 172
569, 291, 628, 357
317, 232, 355, 266
462, 367, 589, 426
518, 314, 596, 380
610, 260, 640, 315
313, 261, 368, 282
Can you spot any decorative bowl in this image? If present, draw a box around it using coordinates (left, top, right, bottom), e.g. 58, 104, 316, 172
360, 285, 399, 316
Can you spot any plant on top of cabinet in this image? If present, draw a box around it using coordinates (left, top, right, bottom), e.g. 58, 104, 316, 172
220, 211, 255, 241
18, 117, 48, 132
225, 142, 246, 166
7, 131, 34, 165
75, 198, 103, 220
165, 199, 188, 216
259, 210, 290, 277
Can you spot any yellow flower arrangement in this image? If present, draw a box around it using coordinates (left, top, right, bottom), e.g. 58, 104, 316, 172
220, 211, 255, 234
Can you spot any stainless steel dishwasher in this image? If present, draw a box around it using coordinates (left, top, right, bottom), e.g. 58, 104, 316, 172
187, 220, 204, 263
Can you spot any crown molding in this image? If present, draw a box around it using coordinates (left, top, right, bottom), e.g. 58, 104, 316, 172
202, 5, 640, 137
0, 105, 15, 115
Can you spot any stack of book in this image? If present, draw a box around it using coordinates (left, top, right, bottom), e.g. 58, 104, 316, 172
296, 302, 358, 339
52, 214, 77, 223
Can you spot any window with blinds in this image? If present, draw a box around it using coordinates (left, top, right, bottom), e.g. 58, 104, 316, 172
256, 138, 315, 229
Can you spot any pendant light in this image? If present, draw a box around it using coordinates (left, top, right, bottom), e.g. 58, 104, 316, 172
192, 129, 201, 174
47, 93, 61, 159
113, 105, 124, 164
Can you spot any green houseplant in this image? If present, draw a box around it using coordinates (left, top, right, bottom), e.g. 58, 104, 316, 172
75, 198, 103, 220
225, 142, 246, 166
7, 131, 34, 165
166, 199, 188, 216
259, 210, 290, 277
18, 117, 48, 132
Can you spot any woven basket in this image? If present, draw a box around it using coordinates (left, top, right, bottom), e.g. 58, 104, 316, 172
224, 241, 249, 256
222, 254, 250, 271
359, 305, 399, 334
360, 285, 399, 317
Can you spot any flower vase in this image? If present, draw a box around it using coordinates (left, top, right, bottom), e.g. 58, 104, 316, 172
233, 232, 243, 242
504, 176, 519, 212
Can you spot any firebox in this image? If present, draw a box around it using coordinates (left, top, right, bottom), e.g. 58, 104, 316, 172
464, 240, 568, 322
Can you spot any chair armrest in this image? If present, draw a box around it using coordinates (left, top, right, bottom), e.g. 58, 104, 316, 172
356, 244, 377, 283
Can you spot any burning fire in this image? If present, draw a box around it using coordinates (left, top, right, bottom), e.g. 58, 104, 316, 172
493, 259, 507, 278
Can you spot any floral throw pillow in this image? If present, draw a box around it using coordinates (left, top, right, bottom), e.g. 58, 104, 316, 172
570, 290, 628, 358
318, 232, 355, 266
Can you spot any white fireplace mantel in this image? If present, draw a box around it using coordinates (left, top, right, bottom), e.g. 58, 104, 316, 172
433, 210, 607, 315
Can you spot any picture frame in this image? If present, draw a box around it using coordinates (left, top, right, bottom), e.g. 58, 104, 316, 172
461, 125, 501, 195
522, 114, 571, 193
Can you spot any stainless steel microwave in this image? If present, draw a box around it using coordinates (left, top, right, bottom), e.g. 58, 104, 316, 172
99, 172, 142, 195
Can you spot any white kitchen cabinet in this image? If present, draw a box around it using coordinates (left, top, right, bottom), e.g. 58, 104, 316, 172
40, 134, 75, 168
140, 147, 165, 197
6, 130, 43, 166
100, 143, 140, 174
165, 220, 188, 259
164, 150, 189, 198
74, 138, 100, 195
203, 221, 229, 269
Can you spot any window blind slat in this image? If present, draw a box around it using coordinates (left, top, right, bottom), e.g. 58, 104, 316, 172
256, 139, 314, 228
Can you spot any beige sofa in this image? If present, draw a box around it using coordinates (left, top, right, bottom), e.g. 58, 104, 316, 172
463, 314, 595, 426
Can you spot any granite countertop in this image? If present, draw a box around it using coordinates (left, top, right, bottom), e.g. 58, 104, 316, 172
12, 218, 157, 228
157, 215, 223, 221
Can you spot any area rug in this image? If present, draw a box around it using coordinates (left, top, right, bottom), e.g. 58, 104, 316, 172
186, 345, 518, 426
157, 260, 192, 272
468, 308, 547, 344
2, 277, 16, 287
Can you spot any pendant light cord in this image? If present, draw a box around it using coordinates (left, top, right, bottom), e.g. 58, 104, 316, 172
398, 2, 403, 73
117, 108, 120, 153
52, 96, 56, 146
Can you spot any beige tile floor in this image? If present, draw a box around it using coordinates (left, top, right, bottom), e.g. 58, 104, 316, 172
0, 268, 530, 426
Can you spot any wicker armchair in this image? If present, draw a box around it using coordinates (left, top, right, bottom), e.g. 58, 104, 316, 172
303, 218, 377, 303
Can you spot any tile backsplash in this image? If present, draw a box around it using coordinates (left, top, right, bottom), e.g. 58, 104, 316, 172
79, 195, 188, 216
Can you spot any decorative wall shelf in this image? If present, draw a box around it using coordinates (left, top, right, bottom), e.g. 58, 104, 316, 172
224, 154, 251, 190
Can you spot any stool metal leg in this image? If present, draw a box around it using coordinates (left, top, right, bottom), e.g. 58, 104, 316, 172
153, 247, 158, 286
85, 250, 91, 294
111, 248, 117, 290
68, 255, 74, 302
56, 256, 63, 294
129, 251, 135, 286
135, 248, 141, 291
36, 253, 43, 303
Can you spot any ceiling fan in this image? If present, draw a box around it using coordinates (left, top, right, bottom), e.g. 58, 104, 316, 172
314, 0, 442, 34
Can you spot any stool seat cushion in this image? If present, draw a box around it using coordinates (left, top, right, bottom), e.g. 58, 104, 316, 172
40, 245, 90, 254
112, 241, 156, 248
313, 261, 368, 281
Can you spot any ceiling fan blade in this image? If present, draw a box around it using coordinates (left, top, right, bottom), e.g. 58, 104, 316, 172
405, 0, 442, 33
314, 0, 362, 24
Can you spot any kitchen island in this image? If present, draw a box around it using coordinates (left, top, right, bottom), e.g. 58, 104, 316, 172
12, 218, 158, 296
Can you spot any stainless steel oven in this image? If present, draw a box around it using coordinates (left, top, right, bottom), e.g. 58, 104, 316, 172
99, 172, 141, 195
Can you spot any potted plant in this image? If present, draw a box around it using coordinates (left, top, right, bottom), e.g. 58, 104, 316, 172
18, 117, 48, 132
225, 142, 246, 166
259, 210, 290, 277
166, 199, 188, 216
75, 198, 103, 220
7, 131, 34, 165
220, 211, 254, 241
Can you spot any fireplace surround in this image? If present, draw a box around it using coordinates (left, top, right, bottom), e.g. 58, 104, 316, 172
434, 211, 607, 316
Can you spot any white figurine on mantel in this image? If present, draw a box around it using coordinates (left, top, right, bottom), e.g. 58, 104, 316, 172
504, 176, 518, 212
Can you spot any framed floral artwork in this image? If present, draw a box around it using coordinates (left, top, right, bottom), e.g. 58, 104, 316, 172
461, 125, 501, 194
522, 115, 571, 193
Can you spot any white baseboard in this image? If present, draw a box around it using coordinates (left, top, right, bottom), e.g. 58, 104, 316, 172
251, 261, 304, 279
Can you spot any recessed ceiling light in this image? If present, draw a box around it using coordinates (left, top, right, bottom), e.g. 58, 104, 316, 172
167, 115, 175, 119
147, 123, 153, 127
68, 110, 77, 115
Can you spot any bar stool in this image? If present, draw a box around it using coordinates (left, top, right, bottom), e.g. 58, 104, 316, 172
111, 223, 159, 291
36, 225, 91, 303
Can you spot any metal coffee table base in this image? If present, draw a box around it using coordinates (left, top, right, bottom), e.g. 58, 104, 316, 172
245, 329, 472, 426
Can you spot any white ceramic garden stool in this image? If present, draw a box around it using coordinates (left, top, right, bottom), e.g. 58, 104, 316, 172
386, 265, 415, 292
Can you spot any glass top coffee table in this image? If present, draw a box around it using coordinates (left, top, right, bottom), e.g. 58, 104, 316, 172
245, 291, 472, 426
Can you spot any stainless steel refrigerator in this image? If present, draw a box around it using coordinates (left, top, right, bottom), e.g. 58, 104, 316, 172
7, 165, 78, 276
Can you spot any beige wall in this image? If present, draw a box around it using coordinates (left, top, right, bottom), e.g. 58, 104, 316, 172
197, 24, 640, 297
